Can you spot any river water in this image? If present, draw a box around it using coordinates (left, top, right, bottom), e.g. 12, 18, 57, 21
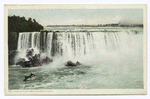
9, 26, 143, 89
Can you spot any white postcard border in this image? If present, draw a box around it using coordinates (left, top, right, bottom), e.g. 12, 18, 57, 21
4, 4, 147, 95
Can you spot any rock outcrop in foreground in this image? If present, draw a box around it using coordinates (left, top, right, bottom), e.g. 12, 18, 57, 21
16, 48, 53, 67
64, 61, 82, 66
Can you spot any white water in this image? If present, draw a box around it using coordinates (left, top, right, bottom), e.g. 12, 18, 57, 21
17, 27, 142, 65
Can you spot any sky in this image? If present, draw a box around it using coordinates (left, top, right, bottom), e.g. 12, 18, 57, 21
8, 9, 143, 26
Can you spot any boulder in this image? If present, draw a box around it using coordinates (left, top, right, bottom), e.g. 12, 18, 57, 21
65, 61, 82, 66
16, 58, 25, 66
22, 61, 32, 67
22, 54, 42, 67
17, 49, 51, 67
26, 48, 34, 58
31, 54, 42, 66
76, 61, 82, 65
42, 56, 53, 64
23, 49, 42, 67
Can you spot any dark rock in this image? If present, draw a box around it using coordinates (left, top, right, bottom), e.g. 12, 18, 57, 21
24, 73, 36, 81
22, 54, 42, 67
15, 49, 51, 67
76, 61, 82, 65
26, 48, 34, 58
31, 54, 41, 65
16, 58, 25, 66
22, 61, 32, 67
19, 49, 42, 67
65, 61, 82, 66
42, 56, 53, 64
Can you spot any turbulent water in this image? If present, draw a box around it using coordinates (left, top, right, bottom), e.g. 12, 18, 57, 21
9, 26, 143, 89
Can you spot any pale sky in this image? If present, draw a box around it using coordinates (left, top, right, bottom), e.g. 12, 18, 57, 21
8, 9, 143, 26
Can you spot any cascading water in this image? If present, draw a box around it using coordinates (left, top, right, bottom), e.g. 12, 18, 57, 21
17, 31, 124, 62
17, 32, 41, 51
16, 27, 143, 64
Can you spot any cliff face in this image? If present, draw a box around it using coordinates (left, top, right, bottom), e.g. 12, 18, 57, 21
8, 32, 18, 50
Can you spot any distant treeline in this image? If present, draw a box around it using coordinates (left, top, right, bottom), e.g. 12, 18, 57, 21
8, 15, 44, 32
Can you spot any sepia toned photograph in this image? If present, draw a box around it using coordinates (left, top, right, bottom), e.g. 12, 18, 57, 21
4, 4, 147, 95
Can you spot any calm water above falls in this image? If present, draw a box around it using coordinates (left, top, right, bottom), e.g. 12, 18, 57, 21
9, 27, 143, 89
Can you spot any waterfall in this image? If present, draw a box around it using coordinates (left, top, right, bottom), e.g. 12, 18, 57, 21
17, 31, 122, 57
17, 29, 142, 63
17, 32, 41, 51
